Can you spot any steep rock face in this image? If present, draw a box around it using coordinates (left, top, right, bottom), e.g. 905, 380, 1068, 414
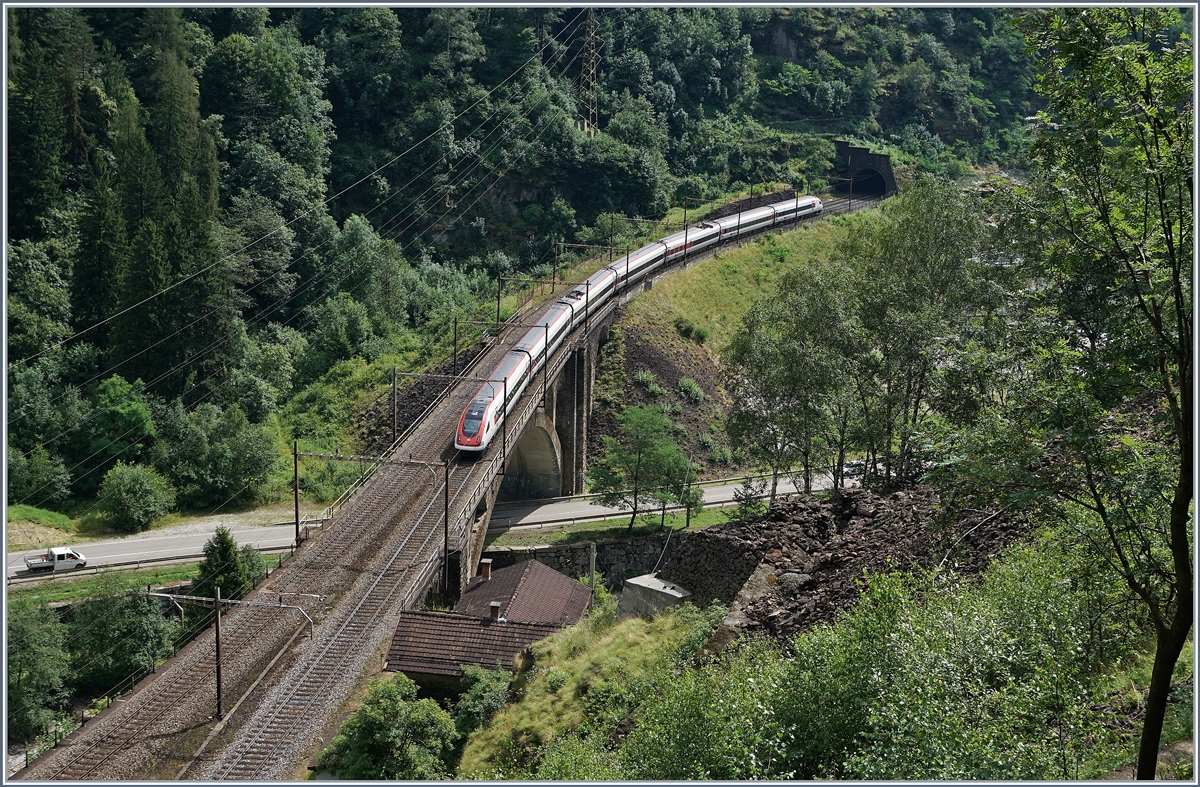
659, 486, 1028, 642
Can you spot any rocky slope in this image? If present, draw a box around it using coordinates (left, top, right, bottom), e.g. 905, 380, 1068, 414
657, 486, 1028, 641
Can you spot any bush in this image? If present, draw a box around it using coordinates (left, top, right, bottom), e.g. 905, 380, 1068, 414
152, 402, 279, 509
611, 538, 1140, 780
455, 664, 512, 736
583, 573, 617, 630
68, 574, 177, 694
678, 378, 705, 403
620, 637, 790, 779
318, 673, 456, 779
7, 444, 70, 506
672, 317, 707, 344
633, 370, 666, 397
240, 544, 268, 589
709, 445, 732, 465
297, 293, 376, 383
842, 540, 1137, 780
538, 734, 626, 779
98, 462, 176, 532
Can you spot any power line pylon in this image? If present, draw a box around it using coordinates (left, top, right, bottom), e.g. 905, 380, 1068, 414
583, 9, 598, 130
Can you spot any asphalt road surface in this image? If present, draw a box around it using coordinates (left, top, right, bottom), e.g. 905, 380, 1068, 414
489, 472, 833, 532
6, 523, 299, 579
7, 472, 838, 578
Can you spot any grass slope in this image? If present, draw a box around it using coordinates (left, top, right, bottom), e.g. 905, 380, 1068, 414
457, 603, 718, 778
591, 210, 877, 478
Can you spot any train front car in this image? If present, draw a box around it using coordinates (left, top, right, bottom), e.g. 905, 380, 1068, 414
455, 389, 495, 451
455, 351, 529, 452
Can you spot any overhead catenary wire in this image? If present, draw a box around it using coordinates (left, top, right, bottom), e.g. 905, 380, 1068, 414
9, 10, 598, 429
14, 11, 647, 623
16, 55, 591, 479
15, 8, 591, 367
7, 12, 613, 724
11, 16, 598, 468
7, 21, 609, 729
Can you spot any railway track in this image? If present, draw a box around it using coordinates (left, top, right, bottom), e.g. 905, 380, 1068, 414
22, 337, 509, 781
201, 398, 483, 779
17, 192, 886, 781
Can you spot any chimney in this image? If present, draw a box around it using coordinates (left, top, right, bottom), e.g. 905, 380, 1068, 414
489, 601, 501, 620
480, 559, 492, 580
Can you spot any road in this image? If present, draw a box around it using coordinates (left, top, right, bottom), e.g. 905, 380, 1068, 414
5, 522, 302, 579
488, 472, 833, 532
7, 472, 840, 579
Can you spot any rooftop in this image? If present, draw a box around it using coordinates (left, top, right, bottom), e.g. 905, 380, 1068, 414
456, 559, 592, 627
386, 611, 559, 678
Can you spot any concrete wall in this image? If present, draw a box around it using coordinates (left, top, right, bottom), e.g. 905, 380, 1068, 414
481, 530, 690, 591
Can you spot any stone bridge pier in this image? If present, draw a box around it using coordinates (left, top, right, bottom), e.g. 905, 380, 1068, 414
496, 311, 613, 503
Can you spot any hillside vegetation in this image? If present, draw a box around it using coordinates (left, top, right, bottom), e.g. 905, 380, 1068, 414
7, 7, 1191, 780
468, 9, 1192, 777
458, 525, 1192, 780
7, 6, 1036, 531
589, 210, 876, 479
458, 596, 726, 778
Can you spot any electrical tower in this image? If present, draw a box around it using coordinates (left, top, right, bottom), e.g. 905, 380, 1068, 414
583, 8, 598, 130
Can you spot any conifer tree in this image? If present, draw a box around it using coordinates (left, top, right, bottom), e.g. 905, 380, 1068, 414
109, 217, 171, 384
8, 39, 67, 241
73, 154, 129, 344
112, 91, 164, 235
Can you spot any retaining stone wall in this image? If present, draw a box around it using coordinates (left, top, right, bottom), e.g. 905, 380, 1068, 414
481, 530, 690, 591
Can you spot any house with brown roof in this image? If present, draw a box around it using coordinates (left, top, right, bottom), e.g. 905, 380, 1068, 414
456, 558, 592, 626
385, 559, 591, 695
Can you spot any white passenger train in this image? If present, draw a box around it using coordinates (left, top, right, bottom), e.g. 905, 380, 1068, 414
455, 195, 824, 451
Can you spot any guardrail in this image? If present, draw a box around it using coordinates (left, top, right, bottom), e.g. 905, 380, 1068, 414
489, 466, 846, 511
488, 497, 746, 533
5, 523, 328, 585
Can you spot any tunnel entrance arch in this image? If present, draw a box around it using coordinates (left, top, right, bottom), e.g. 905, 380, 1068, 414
836, 168, 888, 198
834, 140, 897, 197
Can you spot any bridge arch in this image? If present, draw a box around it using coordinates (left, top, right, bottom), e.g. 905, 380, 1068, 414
498, 411, 563, 501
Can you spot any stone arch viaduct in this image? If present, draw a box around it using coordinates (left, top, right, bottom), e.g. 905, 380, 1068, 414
17, 167, 891, 781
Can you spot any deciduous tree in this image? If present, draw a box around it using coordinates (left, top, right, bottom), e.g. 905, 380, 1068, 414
98, 462, 175, 532
317, 673, 456, 779
588, 405, 687, 530
68, 574, 177, 694
1016, 10, 1192, 777
6, 595, 71, 739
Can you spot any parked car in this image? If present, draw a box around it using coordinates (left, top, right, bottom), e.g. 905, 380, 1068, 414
24, 546, 87, 573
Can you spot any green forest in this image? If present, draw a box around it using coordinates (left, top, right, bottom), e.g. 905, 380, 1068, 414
7, 6, 1041, 524
4, 5, 1193, 781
